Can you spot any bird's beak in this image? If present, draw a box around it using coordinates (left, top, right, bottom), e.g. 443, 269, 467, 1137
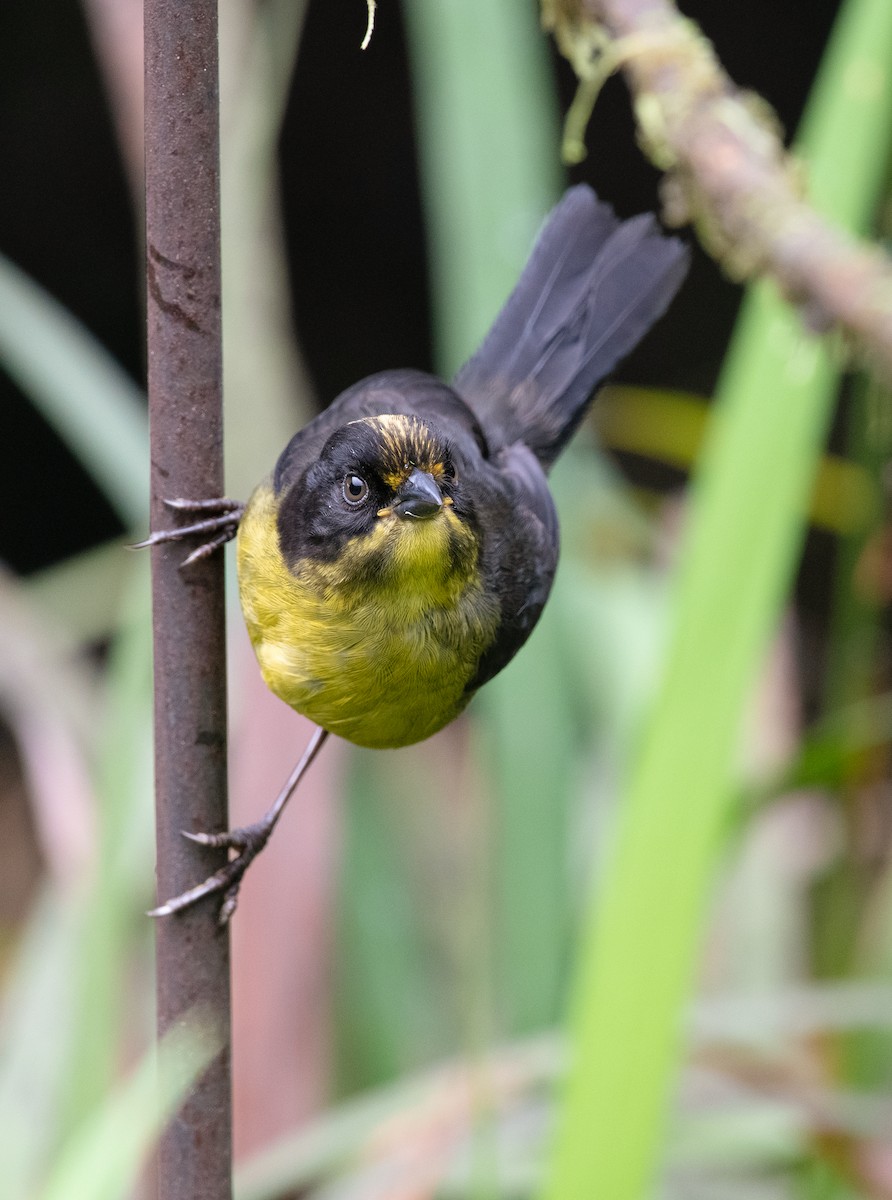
394, 468, 443, 520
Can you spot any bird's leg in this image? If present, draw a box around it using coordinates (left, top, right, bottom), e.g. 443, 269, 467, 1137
131, 497, 245, 566
150, 726, 330, 925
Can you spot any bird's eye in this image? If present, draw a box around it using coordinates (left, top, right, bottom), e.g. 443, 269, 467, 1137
441, 459, 457, 482
342, 474, 370, 505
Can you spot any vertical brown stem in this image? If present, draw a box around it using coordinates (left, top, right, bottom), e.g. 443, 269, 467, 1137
144, 2, 232, 1197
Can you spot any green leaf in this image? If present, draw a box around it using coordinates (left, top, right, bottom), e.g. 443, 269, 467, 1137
38, 1017, 219, 1200
0, 252, 147, 527
543, 0, 892, 1196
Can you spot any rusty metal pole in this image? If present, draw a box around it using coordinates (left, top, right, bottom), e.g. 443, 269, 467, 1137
145, 2, 232, 1198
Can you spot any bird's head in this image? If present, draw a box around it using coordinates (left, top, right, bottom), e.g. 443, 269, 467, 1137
276, 413, 480, 600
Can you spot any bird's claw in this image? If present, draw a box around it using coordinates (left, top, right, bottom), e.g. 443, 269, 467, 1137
149, 819, 273, 926
130, 497, 244, 566
147, 868, 241, 924
182, 828, 234, 850
163, 498, 242, 514
149, 730, 328, 924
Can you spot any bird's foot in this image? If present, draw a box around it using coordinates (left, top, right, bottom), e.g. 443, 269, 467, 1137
149, 727, 330, 925
131, 497, 245, 566
148, 816, 274, 926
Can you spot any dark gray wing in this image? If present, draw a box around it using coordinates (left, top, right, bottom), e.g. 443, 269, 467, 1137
453, 186, 688, 469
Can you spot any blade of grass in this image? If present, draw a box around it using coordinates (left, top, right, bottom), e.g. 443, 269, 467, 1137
0, 888, 84, 1200
38, 1016, 219, 1200
402, 0, 562, 377
334, 0, 564, 1104
236, 1034, 558, 1200
811, 373, 891, 979
335, 753, 449, 1089
219, 0, 311, 495
480, 443, 664, 1037
543, 0, 892, 1196
53, 558, 155, 1141
477, 601, 578, 1036
0, 252, 147, 528
819, 352, 892, 1120
402, 0, 566, 1058
595, 385, 876, 537
235, 978, 892, 1200
25, 538, 134, 645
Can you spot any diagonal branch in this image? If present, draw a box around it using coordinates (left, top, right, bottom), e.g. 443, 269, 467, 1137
544, 0, 892, 377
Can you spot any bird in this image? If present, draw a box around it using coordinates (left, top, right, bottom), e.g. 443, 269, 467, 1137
140, 185, 688, 922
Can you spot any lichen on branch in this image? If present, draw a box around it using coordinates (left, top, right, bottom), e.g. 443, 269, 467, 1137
542, 0, 892, 378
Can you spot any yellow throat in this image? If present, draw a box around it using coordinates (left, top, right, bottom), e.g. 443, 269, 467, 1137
236, 481, 499, 748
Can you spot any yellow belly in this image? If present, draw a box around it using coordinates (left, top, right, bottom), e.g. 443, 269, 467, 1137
236, 482, 499, 749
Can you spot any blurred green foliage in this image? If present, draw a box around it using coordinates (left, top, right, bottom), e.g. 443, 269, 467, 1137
3, 0, 892, 1198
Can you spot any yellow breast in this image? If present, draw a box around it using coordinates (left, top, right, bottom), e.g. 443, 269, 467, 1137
236, 482, 499, 748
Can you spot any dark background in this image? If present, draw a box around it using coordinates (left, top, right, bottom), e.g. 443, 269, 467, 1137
0, 0, 843, 576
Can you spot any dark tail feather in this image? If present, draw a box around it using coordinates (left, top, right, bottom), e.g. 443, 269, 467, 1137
452, 185, 689, 469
